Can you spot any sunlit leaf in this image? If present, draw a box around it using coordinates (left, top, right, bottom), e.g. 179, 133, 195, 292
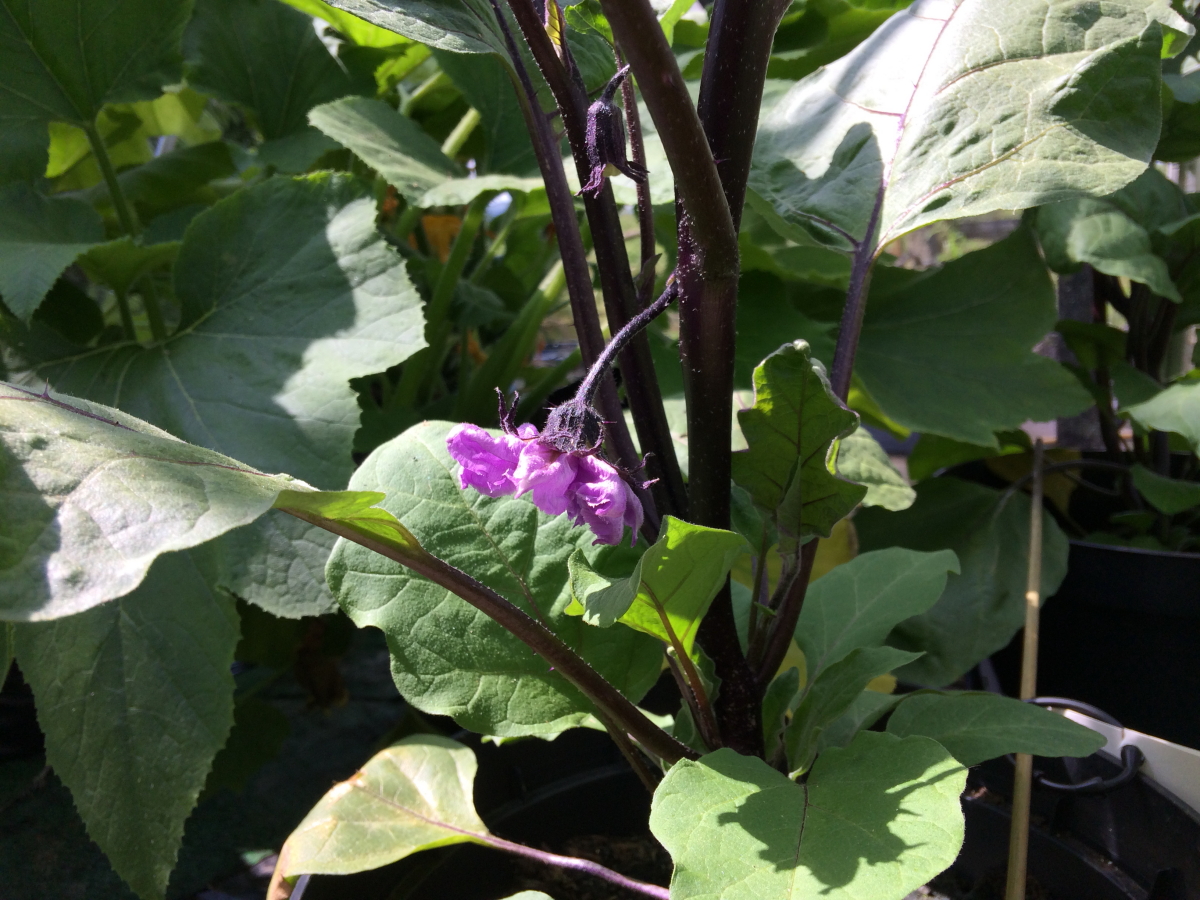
887, 691, 1105, 766
1126, 379, 1200, 454
651, 732, 966, 900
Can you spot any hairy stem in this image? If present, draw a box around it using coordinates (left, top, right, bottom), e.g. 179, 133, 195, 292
830, 195, 883, 401
281, 506, 695, 765
579, 280, 677, 406
441, 106, 481, 158
617, 47, 657, 299
484, 834, 669, 898
506, 0, 688, 520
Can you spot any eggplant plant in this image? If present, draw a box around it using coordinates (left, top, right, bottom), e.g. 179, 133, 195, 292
0, 0, 1190, 898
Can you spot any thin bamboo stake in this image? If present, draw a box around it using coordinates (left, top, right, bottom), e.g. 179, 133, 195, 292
1005, 438, 1044, 900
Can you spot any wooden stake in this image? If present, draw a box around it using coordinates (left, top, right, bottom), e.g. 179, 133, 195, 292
1005, 438, 1044, 900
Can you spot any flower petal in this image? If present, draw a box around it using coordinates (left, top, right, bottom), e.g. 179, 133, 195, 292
513, 441, 576, 516
446, 423, 521, 497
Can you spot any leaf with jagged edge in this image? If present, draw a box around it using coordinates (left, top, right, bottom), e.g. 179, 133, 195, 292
14, 549, 238, 900
732, 341, 865, 554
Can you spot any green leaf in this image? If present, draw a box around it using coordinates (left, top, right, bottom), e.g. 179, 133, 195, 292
308, 97, 462, 202
767, 0, 914, 82
0, 621, 12, 681
795, 547, 959, 683
39, 174, 425, 491
281, 0, 414, 47
280, 735, 489, 877
184, 0, 365, 140
325, 421, 663, 737
420, 174, 545, 208
1035, 198, 1181, 300
1125, 380, 1200, 453
217, 514, 340, 618
887, 691, 1106, 767
435, 50, 539, 176
763, 666, 801, 760
856, 477, 1070, 686
732, 340, 865, 548
786, 646, 922, 774
203, 697, 290, 796
906, 431, 1029, 483
0, 120, 49, 185
321, 0, 509, 55
857, 230, 1093, 446
274, 488, 424, 559
0, 384, 308, 621
0, 0, 191, 128
0, 184, 105, 320
1130, 463, 1200, 514
14, 549, 238, 900
749, 0, 1181, 252
836, 427, 915, 511
566, 515, 747, 658
650, 732, 966, 900
107, 141, 237, 222
815, 688, 904, 755
78, 238, 180, 298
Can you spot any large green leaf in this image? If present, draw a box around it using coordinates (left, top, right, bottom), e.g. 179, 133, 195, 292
0, 0, 192, 129
1130, 463, 1200, 515
731, 341, 865, 550
749, 0, 1182, 253
836, 426, 915, 511
566, 515, 747, 657
888, 691, 1105, 766
794, 547, 959, 683
1126, 379, 1200, 453
321, 0, 509, 55
1035, 197, 1181, 300
650, 732, 966, 900
184, 0, 364, 140
857, 230, 1092, 446
0, 184, 105, 320
434, 50, 539, 176
38, 174, 424, 491
785, 646, 923, 774
325, 421, 663, 737
0, 385, 308, 621
279, 735, 488, 877
856, 477, 1070, 686
308, 97, 462, 202
281, 0, 413, 47
14, 549, 238, 900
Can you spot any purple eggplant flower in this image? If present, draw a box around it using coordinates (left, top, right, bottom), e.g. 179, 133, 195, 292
446, 420, 644, 546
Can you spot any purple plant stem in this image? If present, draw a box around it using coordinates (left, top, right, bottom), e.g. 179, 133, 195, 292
487, 0, 658, 535
482, 835, 670, 899
753, 539, 819, 685
617, 46, 657, 301
578, 280, 677, 406
280, 506, 695, 765
504, 0, 688, 521
829, 192, 883, 401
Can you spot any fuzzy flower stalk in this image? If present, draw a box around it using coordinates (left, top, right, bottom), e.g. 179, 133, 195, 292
448, 280, 679, 545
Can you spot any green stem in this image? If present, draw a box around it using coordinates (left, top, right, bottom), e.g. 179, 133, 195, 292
469, 198, 522, 283
396, 193, 491, 405
114, 290, 136, 342
514, 347, 582, 422
84, 123, 139, 237
441, 107, 482, 158
402, 71, 449, 116
139, 275, 168, 343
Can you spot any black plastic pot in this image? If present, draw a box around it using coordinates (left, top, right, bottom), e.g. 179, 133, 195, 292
992, 539, 1200, 749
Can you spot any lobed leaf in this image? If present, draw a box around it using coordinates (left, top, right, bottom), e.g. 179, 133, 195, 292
835, 427, 915, 511
732, 341, 865, 549
887, 691, 1106, 766
650, 731, 966, 900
